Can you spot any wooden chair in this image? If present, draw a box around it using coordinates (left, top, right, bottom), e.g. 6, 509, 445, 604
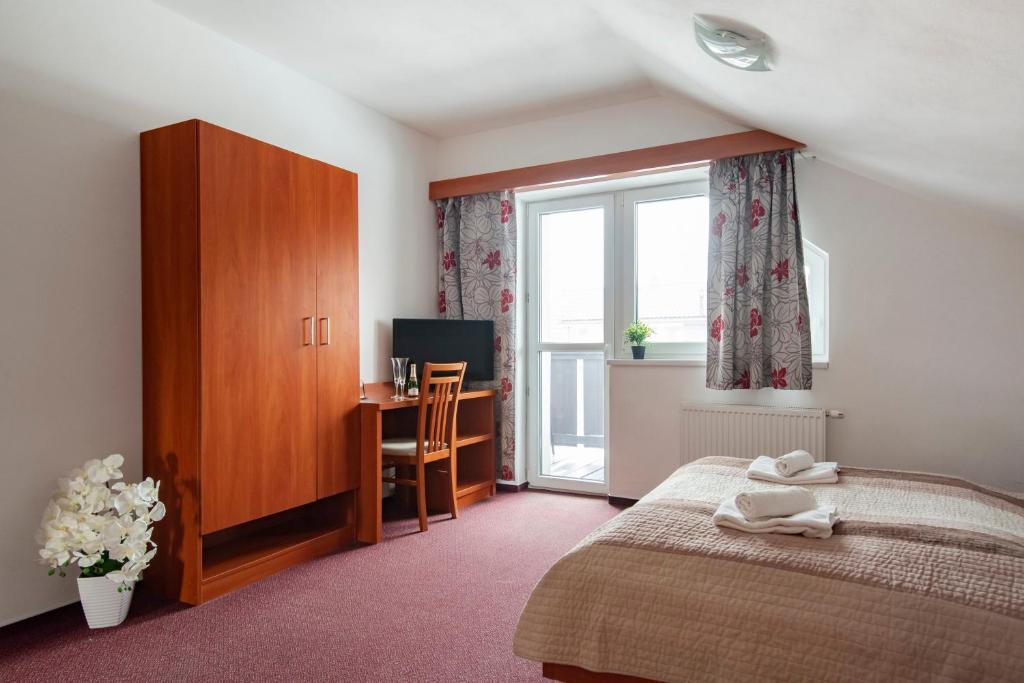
381, 361, 467, 532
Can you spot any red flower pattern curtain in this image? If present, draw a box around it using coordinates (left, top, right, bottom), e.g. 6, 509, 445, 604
436, 191, 517, 480
707, 150, 812, 390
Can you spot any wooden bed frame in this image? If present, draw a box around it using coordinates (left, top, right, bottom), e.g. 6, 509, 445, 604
543, 663, 658, 683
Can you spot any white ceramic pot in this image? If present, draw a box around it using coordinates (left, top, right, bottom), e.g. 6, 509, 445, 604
77, 576, 133, 628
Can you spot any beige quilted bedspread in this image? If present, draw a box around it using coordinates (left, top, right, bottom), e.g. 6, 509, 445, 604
513, 457, 1024, 682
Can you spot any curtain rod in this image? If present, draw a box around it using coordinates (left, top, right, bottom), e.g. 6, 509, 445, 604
428, 130, 804, 200
515, 160, 711, 194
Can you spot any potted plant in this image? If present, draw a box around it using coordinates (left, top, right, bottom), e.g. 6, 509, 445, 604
624, 321, 654, 359
36, 454, 164, 628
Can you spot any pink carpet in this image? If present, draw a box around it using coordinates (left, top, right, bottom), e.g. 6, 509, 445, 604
0, 491, 619, 681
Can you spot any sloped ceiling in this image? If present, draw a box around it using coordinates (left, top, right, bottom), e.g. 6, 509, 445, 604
158, 0, 1024, 221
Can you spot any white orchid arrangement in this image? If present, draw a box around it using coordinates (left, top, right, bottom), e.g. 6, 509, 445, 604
36, 454, 165, 591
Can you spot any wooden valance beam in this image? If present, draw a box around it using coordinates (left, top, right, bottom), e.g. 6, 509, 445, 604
428, 129, 804, 200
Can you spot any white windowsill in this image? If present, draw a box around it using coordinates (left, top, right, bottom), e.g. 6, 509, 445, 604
608, 358, 704, 367
608, 359, 830, 369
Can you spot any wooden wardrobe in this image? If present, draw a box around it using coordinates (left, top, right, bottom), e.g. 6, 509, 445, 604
141, 120, 359, 604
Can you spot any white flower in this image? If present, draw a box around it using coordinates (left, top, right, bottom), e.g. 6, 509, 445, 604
106, 547, 155, 586
75, 551, 102, 567
37, 454, 162, 590
112, 477, 161, 517
112, 487, 138, 516
104, 569, 135, 585
39, 542, 71, 567
84, 453, 124, 484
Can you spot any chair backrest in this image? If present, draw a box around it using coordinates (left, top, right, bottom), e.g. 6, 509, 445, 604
416, 361, 467, 456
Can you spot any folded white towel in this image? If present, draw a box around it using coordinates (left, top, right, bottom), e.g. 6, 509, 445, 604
747, 455, 839, 484
774, 449, 816, 477
735, 487, 817, 520
714, 496, 839, 539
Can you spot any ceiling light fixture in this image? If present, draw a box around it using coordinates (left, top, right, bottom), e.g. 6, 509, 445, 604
693, 15, 771, 72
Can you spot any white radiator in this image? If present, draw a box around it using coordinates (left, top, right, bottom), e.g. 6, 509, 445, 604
681, 403, 827, 464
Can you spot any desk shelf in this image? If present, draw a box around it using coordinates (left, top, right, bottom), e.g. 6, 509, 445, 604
457, 476, 494, 495
426, 424, 497, 512
456, 431, 494, 448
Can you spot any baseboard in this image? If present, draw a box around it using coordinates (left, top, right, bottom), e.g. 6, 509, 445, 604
496, 481, 529, 492
500, 480, 636, 506
498, 481, 636, 507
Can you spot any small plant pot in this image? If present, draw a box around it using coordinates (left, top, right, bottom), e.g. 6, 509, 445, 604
77, 576, 133, 628
630, 345, 646, 360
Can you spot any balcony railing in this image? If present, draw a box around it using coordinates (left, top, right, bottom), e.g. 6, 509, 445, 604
546, 351, 604, 448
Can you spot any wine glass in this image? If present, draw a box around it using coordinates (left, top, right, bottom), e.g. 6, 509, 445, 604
390, 357, 408, 400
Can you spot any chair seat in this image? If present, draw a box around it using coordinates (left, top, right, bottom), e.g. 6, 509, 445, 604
381, 438, 448, 457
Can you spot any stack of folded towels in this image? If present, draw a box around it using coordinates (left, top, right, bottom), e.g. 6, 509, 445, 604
713, 486, 838, 538
747, 449, 839, 484
713, 450, 840, 539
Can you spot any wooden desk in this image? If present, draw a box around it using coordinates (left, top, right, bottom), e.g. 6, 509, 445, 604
357, 382, 497, 544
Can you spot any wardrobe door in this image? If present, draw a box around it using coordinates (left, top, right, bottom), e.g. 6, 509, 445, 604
315, 164, 360, 497
198, 123, 318, 532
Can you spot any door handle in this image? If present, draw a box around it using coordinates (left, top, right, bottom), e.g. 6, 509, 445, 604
319, 317, 331, 345
303, 316, 314, 346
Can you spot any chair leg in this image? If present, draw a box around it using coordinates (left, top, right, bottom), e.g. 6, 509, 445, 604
416, 460, 428, 532
447, 453, 459, 520
397, 464, 414, 510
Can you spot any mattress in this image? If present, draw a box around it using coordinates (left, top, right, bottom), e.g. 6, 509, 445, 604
514, 456, 1024, 682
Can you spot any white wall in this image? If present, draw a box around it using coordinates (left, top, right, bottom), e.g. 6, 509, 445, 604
435, 96, 1024, 498
434, 95, 746, 178
0, 0, 436, 625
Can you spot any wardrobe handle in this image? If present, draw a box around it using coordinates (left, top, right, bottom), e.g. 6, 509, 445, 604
303, 316, 314, 346
319, 317, 331, 345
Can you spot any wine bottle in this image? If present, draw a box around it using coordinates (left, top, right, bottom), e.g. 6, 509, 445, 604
407, 363, 419, 397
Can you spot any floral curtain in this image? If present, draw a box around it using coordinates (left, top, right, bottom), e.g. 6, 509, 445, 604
707, 149, 812, 390
436, 191, 517, 480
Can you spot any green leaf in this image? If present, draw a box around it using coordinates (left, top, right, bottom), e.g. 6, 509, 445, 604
79, 551, 126, 578
624, 320, 654, 345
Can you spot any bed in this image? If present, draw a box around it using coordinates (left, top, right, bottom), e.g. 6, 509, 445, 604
514, 456, 1024, 682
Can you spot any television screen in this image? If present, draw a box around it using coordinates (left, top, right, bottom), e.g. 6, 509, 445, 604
392, 319, 495, 382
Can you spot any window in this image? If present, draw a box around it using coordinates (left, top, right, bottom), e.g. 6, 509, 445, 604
804, 240, 829, 364
616, 180, 829, 364
621, 183, 709, 357
540, 207, 605, 344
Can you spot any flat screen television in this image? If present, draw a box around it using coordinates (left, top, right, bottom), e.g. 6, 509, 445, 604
392, 318, 495, 382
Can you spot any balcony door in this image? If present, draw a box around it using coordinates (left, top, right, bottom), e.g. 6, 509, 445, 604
525, 194, 612, 494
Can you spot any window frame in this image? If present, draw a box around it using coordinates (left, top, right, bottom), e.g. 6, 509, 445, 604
617, 180, 709, 360
804, 239, 830, 365
524, 192, 613, 495
526, 192, 615, 353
